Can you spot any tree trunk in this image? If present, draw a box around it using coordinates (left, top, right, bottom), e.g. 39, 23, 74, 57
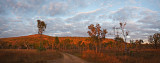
124, 38, 127, 54
96, 43, 98, 53
96, 46, 98, 53
99, 40, 101, 53
155, 40, 157, 49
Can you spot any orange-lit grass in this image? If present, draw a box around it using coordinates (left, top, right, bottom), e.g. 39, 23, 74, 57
0, 49, 62, 63
104, 49, 160, 63
81, 50, 121, 63
67, 49, 160, 63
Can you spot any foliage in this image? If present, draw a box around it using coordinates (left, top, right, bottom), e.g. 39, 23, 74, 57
135, 39, 144, 45
114, 36, 124, 43
102, 42, 108, 48
88, 42, 95, 50
37, 41, 46, 52
0, 40, 8, 49
87, 24, 108, 53
54, 36, 59, 49
81, 42, 85, 48
148, 33, 160, 49
78, 41, 82, 46
54, 36, 60, 45
37, 20, 47, 35
61, 39, 73, 49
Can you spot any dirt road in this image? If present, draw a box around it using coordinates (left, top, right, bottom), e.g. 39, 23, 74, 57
48, 52, 88, 63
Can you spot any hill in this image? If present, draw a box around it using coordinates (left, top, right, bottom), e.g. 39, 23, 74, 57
0, 34, 115, 45
0, 34, 115, 49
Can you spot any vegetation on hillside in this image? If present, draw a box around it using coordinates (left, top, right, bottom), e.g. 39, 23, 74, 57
0, 20, 160, 63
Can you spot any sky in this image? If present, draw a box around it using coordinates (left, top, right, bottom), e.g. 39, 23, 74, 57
0, 0, 160, 43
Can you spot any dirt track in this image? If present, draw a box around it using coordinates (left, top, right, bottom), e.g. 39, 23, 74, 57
48, 52, 88, 63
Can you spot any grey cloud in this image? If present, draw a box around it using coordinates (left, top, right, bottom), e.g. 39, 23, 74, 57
109, 7, 140, 21
0, 17, 37, 38
39, 2, 70, 16
138, 11, 160, 32
0, 17, 9, 35
108, 6, 160, 42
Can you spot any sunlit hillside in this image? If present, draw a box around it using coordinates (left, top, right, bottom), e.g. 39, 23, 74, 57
0, 34, 115, 49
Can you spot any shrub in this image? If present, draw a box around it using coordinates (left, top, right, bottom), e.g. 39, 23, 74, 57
37, 41, 46, 52
37, 46, 46, 52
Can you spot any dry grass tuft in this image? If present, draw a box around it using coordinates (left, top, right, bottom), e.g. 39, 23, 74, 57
82, 50, 121, 63
0, 49, 62, 63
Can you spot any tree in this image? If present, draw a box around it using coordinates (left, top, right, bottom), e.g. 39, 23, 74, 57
37, 20, 47, 35
119, 22, 129, 53
108, 41, 113, 48
62, 39, 72, 50
77, 41, 82, 51
37, 41, 46, 51
88, 42, 94, 50
130, 40, 134, 44
130, 40, 136, 48
148, 33, 160, 49
0, 40, 8, 49
24, 41, 30, 49
37, 20, 47, 51
87, 24, 107, 53
135, 39, 144, 49
114, 36, 124, 43
138, 39, 143, 45
81, 42, 85, 51
54, 36, 60, 49
114, 36, 124, 51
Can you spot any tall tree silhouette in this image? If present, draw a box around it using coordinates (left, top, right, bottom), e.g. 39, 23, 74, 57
148, 33, 160, 49
37, 20, 47, 51
119, 22, 129, 54
37, 20, 47, 35
87, 24, 107, 53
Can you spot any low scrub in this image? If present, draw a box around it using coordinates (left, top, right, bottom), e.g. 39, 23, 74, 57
81, 50, 121, 63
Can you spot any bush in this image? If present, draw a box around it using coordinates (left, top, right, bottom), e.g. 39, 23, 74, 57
37, 46, 46, 52
37, 42, 46, 52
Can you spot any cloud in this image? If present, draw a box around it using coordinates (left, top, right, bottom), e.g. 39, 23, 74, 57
40, 2, 70, 16
0, 0, 160, 43
109, 6, 140, 22
108, 6, 160, 42
0, 16, 37, 38
128, 0, 137, 4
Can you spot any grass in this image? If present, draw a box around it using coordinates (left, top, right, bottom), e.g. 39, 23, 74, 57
0, 49, 62, 63
64, 49, 160, 63
0, 49, 160, 63
119, 49, 160, 63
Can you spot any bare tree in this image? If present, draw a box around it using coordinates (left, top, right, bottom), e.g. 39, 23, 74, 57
87, 24, 107, 53
113, 26, 120, 37
119, 22, 129, 53
148, 33, 160, 49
